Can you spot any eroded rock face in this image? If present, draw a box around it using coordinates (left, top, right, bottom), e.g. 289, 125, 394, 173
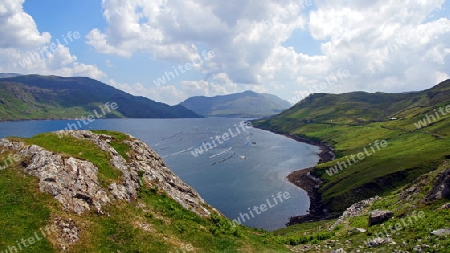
128, 138, 210, 216
0, 130, 210, 217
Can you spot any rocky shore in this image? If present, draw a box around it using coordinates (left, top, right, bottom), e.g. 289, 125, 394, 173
252, 127, 336, 225
285, 138, 337, 225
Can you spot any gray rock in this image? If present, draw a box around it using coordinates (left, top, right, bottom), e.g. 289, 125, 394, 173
440, 203, 450, 209
366, 237, 394, 247
328, 196, 380, 231
0, 140, 111, 214
431, 228, 450, 236
352, 228, 367, 233
52, 217, 79, 250
425, 168, 450, 201
0, 130, 212, 217
368, 209, 394, 226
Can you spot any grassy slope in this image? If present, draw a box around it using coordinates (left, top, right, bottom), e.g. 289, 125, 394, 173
0, 131, 295, 253
253, 80, 450, 212
1, 131, 449, 252
0, 82, 124, 120
274, 161, 450, 252
0, 75, 200, 120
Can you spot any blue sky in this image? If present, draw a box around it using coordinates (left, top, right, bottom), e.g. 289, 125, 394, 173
1, 0, 450, 105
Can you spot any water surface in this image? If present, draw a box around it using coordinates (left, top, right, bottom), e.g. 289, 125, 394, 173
0, 118, 320, 230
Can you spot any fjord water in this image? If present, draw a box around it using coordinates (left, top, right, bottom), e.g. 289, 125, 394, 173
0, 118, 319, 231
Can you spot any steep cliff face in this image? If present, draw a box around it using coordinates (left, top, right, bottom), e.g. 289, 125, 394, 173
0, 130, 211, 217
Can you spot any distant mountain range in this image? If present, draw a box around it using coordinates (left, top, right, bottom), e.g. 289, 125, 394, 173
0, 74, 201, 120
179, 90, 291, 118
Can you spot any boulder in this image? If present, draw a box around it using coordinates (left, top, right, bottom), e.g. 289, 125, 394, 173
368, 209, 394, 226
352, 228, 367, 233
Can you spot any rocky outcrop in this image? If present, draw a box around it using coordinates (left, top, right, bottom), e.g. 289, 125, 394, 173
0, 139, 110, 214
368, 209, 394, 226
0, 130, 211, 217
425, 168, 450, 202
328, 196, 380, 231
66, 130, 210, 216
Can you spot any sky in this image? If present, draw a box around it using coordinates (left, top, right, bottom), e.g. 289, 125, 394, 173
1, 0, 450, 105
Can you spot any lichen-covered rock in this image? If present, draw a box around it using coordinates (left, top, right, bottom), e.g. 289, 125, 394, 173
67, 130, 210, 216
0, 139, 110, 214
0, 130, 211, 217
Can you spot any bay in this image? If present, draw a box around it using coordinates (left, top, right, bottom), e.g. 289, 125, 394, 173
0, 118, 320, 231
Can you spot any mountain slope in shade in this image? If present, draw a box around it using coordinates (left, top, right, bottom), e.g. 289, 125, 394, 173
0, 74, 201, 120
179, 90, 291, 118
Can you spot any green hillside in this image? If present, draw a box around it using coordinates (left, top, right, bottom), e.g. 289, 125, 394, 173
253, 79, 450, 213
1, 130, 449, 252
0, 74, 201, 120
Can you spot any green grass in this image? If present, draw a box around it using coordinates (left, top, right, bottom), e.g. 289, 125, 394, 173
63, 178, 290, 252
19, 132, 123, 188
272, 161, 450, 252
1, 129, 450, 252
253, 82, 450, 213
0, 157, 57, 252
1, 131, 292, 252
91, 130, 132, 161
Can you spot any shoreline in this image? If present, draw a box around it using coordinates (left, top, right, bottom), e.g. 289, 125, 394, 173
255, 128, 337, 225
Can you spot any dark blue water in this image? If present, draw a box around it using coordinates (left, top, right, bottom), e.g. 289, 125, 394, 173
0, 118, 320, 231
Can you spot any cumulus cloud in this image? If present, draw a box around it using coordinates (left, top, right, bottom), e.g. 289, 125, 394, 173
0, 0, 50, 48
0, 0, 106, 79
5, 0, 447, 104
88, 0, 307, 85
109, 71, 242, 105
90, 0, 450, 103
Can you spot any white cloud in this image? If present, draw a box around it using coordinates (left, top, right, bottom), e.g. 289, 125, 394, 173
109, 72, 240, 105
266, 0, 450, 96
0, 0, 106, 80
0, 0, 50, 48
88, 0, 307, 85
91, 0, 450, 104
3, 0, 449, 105
109, 79, 187, 105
